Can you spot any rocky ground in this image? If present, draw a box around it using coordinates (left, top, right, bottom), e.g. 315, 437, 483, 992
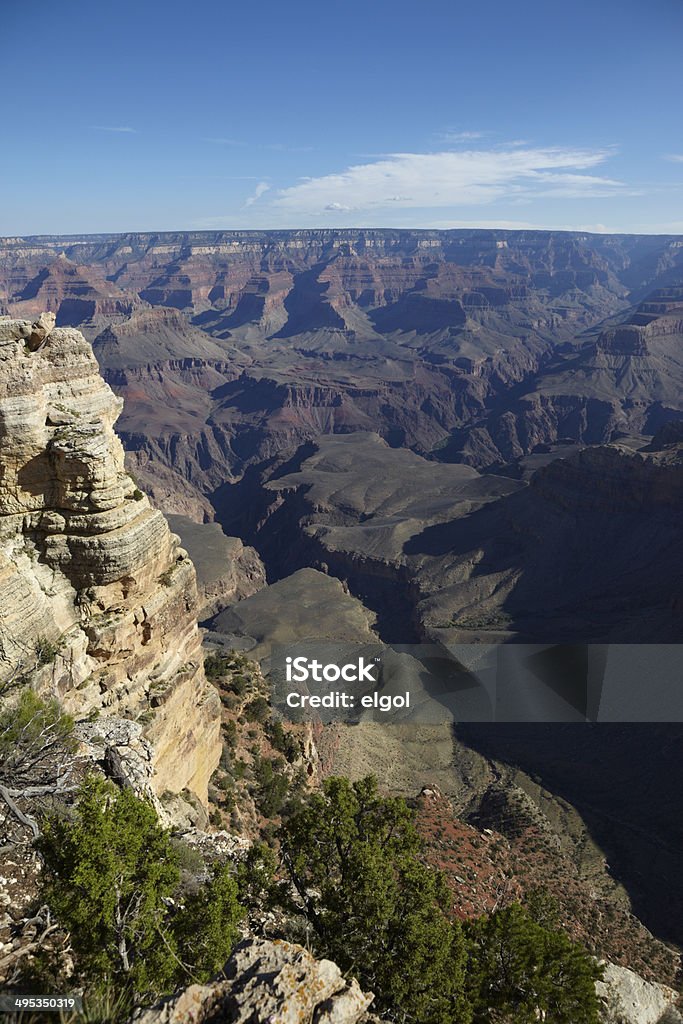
130, 937, 380, 1024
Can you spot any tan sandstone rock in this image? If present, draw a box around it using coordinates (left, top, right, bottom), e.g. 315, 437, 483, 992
129, 938, 377, 1024
27, 311, 56, 350
0, 318, 221, 805
597, 962, 683, 1024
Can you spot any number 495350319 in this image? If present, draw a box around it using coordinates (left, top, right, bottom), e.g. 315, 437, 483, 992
0, 995, 83, 1014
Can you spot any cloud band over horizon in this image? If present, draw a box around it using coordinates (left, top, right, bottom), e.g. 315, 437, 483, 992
262, 146, 629, 219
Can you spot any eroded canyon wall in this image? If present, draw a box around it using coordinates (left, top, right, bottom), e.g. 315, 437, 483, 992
0, 315, 220, 803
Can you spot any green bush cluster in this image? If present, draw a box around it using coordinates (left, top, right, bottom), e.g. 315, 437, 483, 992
0, 689, 76, 786
277, 776, 601, 1024
28, 772, 602, 1024
242, 696, 269, 723
203, 652, 231, 680
37, 776, 243, 999
267, 718, 302, 762
466, 903, 601, 1024
204, 650, 254, 686
253, 755, 290, 817
34, 636, 61, 665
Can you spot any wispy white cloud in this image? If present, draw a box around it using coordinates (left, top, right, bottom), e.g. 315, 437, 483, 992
664, 154, 683, 163
91, 125, 137, 133
272, 146, 629, 217
202, 137, 247, 146
436, 129, 487, 143
262, 143, 314, 153
245, 181, 271, 207
425, 218, 550, 230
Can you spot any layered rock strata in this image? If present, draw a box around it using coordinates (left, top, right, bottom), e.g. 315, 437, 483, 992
0, 316, 220, 803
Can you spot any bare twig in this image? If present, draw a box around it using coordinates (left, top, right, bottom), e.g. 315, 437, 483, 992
0, 908, 59, 974
0, 783, 39, 837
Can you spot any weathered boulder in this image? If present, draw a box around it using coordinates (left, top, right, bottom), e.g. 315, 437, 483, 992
27, 311, 56, 350
598, 962, 683, 1024
129, 938, 377, 1024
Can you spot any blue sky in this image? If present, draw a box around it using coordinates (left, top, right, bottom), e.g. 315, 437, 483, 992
2, 0, 683, 235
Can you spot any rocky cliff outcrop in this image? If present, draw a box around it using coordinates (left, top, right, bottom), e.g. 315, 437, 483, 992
455, 286, 683, 469
7, 227, 671, 508
129, 938, 378, 1024
127, 938, 683, 1024
7, 254, 140, 328
597, 962, 683, 1024
0, 315, 220, 804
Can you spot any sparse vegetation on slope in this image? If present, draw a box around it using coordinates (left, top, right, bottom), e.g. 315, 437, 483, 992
3, 743, 607, 1024
37, 775, 244, 1000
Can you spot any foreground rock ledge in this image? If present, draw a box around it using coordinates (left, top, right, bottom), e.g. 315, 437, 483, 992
596, 962, 683, 1024
129, 938, 377, 1024
128, 939, 683, 1024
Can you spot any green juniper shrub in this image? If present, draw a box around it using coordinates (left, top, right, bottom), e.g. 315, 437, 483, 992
253, 755, 289, 818
38, 775, 181, 997
229, 674, 250, 696
215, 774, 236, 812
522, 887, 562, 930
243, 696, 269, 723
171, 863, 243, 982
204, 653, 230, 681
278, 767, 309, 819
465, 902, 602, 1024
34, 636, 61, 666
219, 691, 238, 710
31, 766, 604, 1024
37, 775, 244, 1000
267, 718, 301, 762
236, 841, 277, 911
222, 719, 238, 749
277, 775, 470, 1024
0, 689, 75, 787
261, 821, 278, 846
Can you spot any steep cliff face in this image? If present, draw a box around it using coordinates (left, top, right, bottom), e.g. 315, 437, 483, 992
0, 315, 220, 803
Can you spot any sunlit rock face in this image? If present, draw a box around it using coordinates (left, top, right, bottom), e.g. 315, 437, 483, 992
0, 315, 221, 804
